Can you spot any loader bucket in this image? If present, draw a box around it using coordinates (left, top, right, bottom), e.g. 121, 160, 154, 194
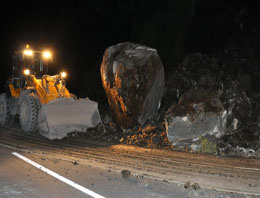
38, 98, 102, 140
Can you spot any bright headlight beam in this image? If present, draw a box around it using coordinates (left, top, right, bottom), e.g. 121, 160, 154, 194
43, 51, 51, 59
61, 72, 67, 78
24, 50, 33, 56
24, 69, 30, 75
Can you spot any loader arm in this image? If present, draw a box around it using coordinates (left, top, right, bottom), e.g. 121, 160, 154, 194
26, 75, 71, 104
8, 84, 21, 98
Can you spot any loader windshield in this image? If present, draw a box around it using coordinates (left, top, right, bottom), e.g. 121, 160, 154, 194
13, 51, 50, 78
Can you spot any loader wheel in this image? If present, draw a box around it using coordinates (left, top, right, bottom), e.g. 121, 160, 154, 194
19, 94, 40, 132
0, 93, 11, 125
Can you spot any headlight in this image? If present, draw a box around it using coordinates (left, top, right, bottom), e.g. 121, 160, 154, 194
60, 72, 67, 78
24, 50, 33, 56
24, 69, 30, 75
43, 51, 51, 59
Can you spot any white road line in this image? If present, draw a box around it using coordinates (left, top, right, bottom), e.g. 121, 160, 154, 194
12, 152, 106, 198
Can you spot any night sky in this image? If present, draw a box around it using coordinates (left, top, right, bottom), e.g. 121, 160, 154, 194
1, 0, 259, 103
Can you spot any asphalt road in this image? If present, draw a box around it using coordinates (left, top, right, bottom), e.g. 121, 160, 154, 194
0, 145, 256, 198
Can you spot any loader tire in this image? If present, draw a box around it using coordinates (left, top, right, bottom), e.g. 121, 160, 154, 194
0, 93, 12, 125
19, 94, 40, 132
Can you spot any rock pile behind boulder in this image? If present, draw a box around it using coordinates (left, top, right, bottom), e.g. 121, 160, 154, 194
165, 52, 260, 146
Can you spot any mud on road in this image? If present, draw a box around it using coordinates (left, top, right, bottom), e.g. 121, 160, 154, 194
0, 124, 260, 195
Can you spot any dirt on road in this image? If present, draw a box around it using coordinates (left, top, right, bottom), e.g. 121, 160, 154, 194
0, 124, 260, 195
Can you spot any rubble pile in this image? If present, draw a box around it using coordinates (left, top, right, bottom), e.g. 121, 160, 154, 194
122, 125, 169, 148
76, 49, 260, 158
81, 114, 171, 149
215, 46, 260, 157
67, 33, 259, 158
164, 52, 260, 156
164, 53, 227, 145
91, 50, 259, 157
165, 53, 224, 102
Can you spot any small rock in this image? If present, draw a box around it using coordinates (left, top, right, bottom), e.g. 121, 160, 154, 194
163, 179, 168, 183
72, 161, 78, 166
96, 123, 106, 134
120, 137, 124, 143
184, 181, 191, 189
109, 121, 115, 128
191, 144, 199, 151
191, 183, 200, 190
70, 133, 76, 137
103, 115, 111, 125
121, 170, 131, 179
151, 134, 162, 145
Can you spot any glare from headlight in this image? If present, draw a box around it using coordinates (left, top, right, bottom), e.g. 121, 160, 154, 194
61, 72, 67, 78
24, 50, 33, 56
24, 69, 30, 75
43, 51, 51, 59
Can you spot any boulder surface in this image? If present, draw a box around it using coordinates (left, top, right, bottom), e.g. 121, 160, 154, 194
101, 42, 165, 129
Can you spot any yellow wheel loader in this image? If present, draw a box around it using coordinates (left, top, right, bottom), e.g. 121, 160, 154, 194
0, 45, 101, 140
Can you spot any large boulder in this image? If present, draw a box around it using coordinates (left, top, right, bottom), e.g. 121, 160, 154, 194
100, 42, 165, 129
165, 88, 227, 145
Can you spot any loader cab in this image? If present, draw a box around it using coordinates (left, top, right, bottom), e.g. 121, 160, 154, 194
12, 50, 51, 78
10, 48, 52, 89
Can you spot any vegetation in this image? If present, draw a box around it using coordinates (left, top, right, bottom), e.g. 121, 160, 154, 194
198, 136, 217, 154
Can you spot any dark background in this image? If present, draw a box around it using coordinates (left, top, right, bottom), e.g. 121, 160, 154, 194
0, 0, 259, 104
